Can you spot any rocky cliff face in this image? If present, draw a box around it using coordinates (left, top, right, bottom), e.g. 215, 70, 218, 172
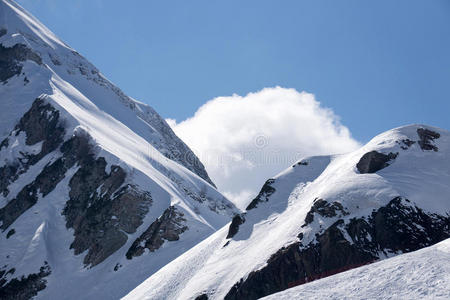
0, 1, 236, 299
224, 196, 449, 299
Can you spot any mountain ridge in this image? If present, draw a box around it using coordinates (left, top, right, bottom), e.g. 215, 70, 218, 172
124, 124, 450, 300
0, 1, 237, 299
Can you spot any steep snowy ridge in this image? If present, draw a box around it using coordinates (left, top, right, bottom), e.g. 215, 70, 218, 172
125, 124, 450, 300
0, 0, 214, 185
0, 0, 236, 299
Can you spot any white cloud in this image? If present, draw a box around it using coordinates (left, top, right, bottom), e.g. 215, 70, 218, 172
168, 87, 360, 210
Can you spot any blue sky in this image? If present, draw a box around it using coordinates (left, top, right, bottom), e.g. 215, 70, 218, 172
16, 0, 450, 142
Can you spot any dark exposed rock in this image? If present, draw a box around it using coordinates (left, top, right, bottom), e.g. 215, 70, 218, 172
396, 139, 415, 150
225, 179, 276, 240
224, 197, 450, 300
226, 214, 246, 239
14, 98, 65, 162
6, 229, 15, 239
0, 98, 155, 266
0, 131, 81, 231
0, 262, 51, 300
0, 28, 6, 38
63, 147, 153, 266
356, 151, 398, 174
0, 98, 65, 197
303, 198, 348, 226
0, 43, 42, 82
246, 179, 276, 211
126, 206, 187, 260
0, 164, 18, 197
364, 197, 448, 253
195, 294, 208, 300
0, 137, 8, 150
294, 161, 308, 167
417, 128, 440, 151
0, 267, 15, 286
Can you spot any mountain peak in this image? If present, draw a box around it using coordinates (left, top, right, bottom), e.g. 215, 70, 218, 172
0, 0, 67, 49
0, 2, 236, 298
0, 0, 216, 186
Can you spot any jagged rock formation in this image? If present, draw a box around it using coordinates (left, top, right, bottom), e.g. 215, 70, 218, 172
303, 198, 349, 225
417, 128, 440, 151
0, 1, 236, 299
224, 197, 449, 299
0, 262, 51, 300
0, 41, 42, 82
126, 206, 188, 259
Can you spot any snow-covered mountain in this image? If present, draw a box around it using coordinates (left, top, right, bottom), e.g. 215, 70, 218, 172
262, 238, 450, 300
125, 124, 450, 300
0, 0, 237, 299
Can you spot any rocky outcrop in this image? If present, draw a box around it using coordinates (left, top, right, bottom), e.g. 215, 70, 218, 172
0, 43, 42, 82
226, 214, 246, 239
62, 138, 153, 267
225, 179, 276, 240
396, 138, 415, 150
14, 98, 65, 160
356, 151, 398, 174
224, 197, 450, 300
0, 98, 65, 197
126, 206, 187, 260
0, 98, 154, 266
417, 128, 440, 151
0, 262, 51, 300
303, 198, 349, 226
6, 229, 15, 239
246, 179, 276, 211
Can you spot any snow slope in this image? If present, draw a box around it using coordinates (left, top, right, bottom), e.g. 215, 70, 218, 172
0, 1, 237, 299
0, 0, 214, 186
125, 124, 450, 300
262, 238, 450, 300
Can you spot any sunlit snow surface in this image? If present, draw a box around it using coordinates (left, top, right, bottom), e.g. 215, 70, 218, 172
0, 0, 236, 299
262, 238, 450, 300
125, 124, 450, 300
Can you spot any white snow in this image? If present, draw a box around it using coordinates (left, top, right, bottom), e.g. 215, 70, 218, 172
124, 124, 450, 300
0, 0, 237, 299
262, 238, 450, 300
